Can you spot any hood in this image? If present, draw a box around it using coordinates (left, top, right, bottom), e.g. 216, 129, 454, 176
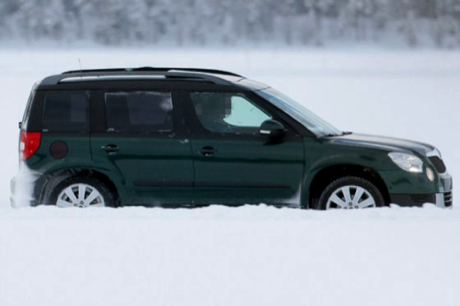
326, 133, 434, 155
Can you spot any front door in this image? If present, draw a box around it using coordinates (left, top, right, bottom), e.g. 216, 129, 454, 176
187, 91, 304, 206
90, 90, 193, 206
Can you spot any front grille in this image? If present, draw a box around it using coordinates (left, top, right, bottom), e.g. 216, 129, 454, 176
428, 156, 446, 173
444, 192, 453, 207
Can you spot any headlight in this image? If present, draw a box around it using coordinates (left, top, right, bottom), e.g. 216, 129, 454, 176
388, 152, 423, 173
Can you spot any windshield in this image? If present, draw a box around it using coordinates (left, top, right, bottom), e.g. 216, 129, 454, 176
257, 87, 342, 137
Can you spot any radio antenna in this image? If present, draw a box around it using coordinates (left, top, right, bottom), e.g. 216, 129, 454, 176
78, 58, 83, 73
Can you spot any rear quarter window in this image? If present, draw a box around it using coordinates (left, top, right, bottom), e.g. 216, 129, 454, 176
42, 91, 89, 132
21, 87, 36, 131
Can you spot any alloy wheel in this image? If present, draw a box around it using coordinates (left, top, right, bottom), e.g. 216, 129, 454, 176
326, 185, 376, 209
56, 183, 105, 208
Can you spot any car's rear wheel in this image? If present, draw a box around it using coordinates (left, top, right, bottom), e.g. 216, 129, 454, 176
318, 176, 385, 210
50, 176, 115, 208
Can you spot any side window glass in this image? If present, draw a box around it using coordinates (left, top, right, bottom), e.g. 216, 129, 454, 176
105, 91, 173, 133
43, 91, 89, 132
224, 96, 271, 127
190, 92, 271, 134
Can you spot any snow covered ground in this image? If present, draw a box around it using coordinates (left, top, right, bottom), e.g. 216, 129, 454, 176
0, 48, 459, 306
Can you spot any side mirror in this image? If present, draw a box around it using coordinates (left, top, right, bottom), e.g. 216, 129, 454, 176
259, 120, 286, 138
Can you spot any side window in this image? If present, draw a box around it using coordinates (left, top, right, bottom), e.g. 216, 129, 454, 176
43, 91, 89, 132
190, 92, 271, 134
105, 91, 173, 133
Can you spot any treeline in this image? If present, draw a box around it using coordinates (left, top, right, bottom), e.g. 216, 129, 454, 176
0, 0, 459, 48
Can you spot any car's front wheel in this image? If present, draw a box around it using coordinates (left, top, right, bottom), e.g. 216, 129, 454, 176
318, 176, 385, 210
50, 176, 115, 208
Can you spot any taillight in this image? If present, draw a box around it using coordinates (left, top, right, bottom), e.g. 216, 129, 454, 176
20, 132, 41, 160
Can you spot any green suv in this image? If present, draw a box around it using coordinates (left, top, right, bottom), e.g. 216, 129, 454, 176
10, 67, 453, 209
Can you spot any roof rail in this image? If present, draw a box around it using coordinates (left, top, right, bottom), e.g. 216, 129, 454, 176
62, 67, 243, 77
40, 67, 243, 86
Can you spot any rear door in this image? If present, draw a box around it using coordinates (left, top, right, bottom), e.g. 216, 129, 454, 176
187, 91, 305, 206
90, 89, 193, 206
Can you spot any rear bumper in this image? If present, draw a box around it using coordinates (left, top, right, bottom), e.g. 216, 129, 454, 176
10, 169, 40, 208
390, 192, 453, 208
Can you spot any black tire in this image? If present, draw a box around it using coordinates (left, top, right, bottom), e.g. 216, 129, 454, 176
318, 176, 385, 210
49, 176, 116, 208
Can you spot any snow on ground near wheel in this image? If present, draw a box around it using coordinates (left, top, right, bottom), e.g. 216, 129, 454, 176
1, 48, 459, 306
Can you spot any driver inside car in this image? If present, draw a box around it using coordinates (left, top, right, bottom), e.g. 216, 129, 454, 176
192, 93, 234, 133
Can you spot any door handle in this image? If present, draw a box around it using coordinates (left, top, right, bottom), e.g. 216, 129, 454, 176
101, 144, 119, 153
200, 146, 215, 157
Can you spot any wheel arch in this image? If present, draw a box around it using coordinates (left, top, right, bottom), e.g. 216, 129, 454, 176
37, 168, 121, 205
307, 164, 390, 209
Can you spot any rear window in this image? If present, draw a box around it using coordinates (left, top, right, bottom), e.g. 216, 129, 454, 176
105, 91, 173, 133
43, 91, 89, 132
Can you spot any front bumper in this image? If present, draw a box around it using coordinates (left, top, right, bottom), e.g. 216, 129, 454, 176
381, 169, 453, 208
390, 191, 453, 208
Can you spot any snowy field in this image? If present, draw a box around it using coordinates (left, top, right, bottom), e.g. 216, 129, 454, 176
0, 48, 459, 306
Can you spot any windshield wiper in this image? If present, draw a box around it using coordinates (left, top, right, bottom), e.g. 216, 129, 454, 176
324, 131, 352, 137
